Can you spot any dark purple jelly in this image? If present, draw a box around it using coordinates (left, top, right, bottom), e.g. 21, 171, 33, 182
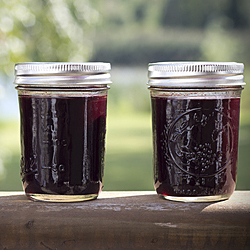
151, 97, 240, 198
19, 94, 107, 196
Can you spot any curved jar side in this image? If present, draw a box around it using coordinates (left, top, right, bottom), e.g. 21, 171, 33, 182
150, 87, 242, 202
18, 88, 108, 202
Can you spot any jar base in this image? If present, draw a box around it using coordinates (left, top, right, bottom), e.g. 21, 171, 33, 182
26, 193, 98, 202
160, 193, 231, 202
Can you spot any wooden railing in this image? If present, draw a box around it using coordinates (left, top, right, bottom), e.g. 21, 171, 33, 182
0, 191, 249, 250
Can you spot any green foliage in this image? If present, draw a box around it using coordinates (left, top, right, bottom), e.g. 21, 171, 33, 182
0, 0, 99, 75
1, 0, 250, 74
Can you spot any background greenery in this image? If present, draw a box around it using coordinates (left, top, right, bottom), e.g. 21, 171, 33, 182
0, 0, 249, 191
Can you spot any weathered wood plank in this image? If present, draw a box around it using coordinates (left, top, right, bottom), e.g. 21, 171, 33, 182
0, 191, 249, 250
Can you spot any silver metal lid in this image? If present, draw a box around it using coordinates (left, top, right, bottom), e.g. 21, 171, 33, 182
14, 62, 111, 87
148, 62, 245, 88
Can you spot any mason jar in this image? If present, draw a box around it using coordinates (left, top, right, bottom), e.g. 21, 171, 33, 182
148, 62, 245, 202
14, 62, 111, 202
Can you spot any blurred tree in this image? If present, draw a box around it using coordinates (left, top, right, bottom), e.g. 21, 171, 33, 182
225, 0, 250, 28
1, 0, 250, 72
160, 0, 226, 28
92, 0, 250, 30
0, 0, 99, 76
90, 0, 250, 65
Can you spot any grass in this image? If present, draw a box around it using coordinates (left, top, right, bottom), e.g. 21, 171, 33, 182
104, 111, 153, 191
237, 123, 250, 190
0, 120, 22, 191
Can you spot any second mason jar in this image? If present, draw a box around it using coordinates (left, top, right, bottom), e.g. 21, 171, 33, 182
14, 62, 111, 202
148, 62, 245, 202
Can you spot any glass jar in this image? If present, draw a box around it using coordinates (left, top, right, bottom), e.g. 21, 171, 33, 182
14, 62, 111, 202
148, 62, 245, 202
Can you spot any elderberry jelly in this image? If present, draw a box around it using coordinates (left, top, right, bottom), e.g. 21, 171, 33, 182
148, 62, 245, 202
14, 62, 111, 202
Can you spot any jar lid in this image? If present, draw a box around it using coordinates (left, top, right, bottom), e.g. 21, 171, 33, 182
14, 62, 111, 87
148, 62, 245, 88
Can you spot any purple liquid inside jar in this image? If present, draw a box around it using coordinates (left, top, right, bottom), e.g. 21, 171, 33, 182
151, 96, 240, 200
148, 62, 245, 202
19, 94, 107, 199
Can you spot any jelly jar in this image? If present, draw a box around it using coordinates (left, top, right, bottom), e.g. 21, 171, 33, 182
148, 62, 245, 202
14, 62, 111, 202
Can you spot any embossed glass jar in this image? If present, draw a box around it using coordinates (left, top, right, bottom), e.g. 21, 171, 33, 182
148, 62, 245, 202
14, 62, 111, 202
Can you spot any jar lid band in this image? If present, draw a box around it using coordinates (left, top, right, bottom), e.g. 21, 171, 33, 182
14, 62, 111, 87
148, 62, 245, 88
15, 62, 111, 75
